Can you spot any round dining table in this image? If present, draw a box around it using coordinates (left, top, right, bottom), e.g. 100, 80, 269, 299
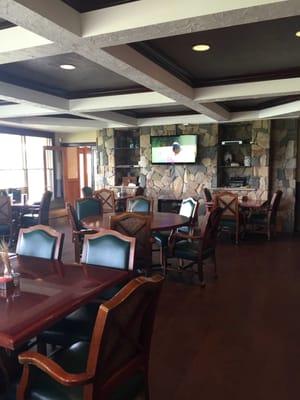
82, 212, 190, 232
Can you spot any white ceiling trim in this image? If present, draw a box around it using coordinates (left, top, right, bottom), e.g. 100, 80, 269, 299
81, 0, 294, 45
194, 78, 300, 103
0, 26, 51, 53
70, 92, 175, 112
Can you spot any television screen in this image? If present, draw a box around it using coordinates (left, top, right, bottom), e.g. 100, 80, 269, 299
151, 135, 197, 164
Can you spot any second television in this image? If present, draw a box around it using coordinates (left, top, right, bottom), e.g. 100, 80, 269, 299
151, 134, 197, 164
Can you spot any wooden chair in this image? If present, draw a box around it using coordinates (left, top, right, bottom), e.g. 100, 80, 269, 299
17, 275, 164, 400
167, 207, 223, 286
66, 203, 97, 263
214, 191, 242, 244
75, 198, 102, 221
110, 212, 152, 274
0, 194, 12, 243
38, 229, 136, 350
126, 196, 153, 213
16, 225, 64, 260
94, 188, 116, 213
247, 190, 283, 240
153, 197, 199, 271
21, 190, 52, 228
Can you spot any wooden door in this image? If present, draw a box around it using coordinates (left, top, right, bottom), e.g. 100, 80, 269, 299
44, 146, 92, 206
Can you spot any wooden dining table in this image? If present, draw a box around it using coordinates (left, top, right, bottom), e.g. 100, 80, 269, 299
0, 255, 131, 350
82, 212, 190, 232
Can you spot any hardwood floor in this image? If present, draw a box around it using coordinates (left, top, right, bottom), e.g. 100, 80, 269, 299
51, 217, 300, 400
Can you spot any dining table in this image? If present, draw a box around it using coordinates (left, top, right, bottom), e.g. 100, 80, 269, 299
0, 255, 131, 350
81, 211, 190, 232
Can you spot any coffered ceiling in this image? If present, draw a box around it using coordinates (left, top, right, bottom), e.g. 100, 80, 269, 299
0, 1, 299, 133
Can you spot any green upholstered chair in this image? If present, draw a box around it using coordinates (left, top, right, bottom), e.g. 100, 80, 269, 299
126, 196, 153, 213
167, 207, 223, 286
17, 275, 164, 400
75, 198, 102, 221
21, 191, 52, 228
81, 186, 93, 198
214, 191, 244, 244
16, 225, 64, 260
38, 230, 136, 348
0, 194, 12, 243
247, 190, 283, 240
153, 197, 199, 270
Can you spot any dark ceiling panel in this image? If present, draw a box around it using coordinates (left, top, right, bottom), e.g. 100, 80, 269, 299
0, 18, 15, 30
116, 105, 198, 118
0, 53, 146, 98
62, 0, 139, 12
219, 95, 300, 112
0, 100, 16, 106
133, 16, 300, 86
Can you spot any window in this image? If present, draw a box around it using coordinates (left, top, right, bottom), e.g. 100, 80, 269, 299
0, 133, 52, 203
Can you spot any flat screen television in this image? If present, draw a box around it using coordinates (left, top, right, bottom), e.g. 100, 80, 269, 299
151, 135, 197, 164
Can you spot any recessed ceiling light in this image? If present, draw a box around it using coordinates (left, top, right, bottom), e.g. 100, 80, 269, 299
296, 31, 300, 37
60, 64, 76, 70
192, 44, 210, 52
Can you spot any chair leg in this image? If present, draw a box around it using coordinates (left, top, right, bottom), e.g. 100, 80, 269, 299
37, 337, 47, 355
74, 239, 80, 263
197, 261, 205, 287
212, 253, 218, 279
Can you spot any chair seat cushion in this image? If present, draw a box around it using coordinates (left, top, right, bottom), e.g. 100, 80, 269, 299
29, 342, 87, 400
0, 224, 10, 235
248, 212, 267, 224
26, 341, 144, 400
173, 240, 213, 261
220, 219, 237, 228
39, 303, 99, 346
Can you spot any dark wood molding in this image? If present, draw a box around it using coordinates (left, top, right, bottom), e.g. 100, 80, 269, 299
0, 125, 54, 138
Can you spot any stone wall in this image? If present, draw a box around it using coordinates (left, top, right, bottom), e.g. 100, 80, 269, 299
96, 128, 115, 188
139, 124, 218, 209
270, 119, 298, 232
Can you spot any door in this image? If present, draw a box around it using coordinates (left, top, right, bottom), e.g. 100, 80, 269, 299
44, 146, 93, 206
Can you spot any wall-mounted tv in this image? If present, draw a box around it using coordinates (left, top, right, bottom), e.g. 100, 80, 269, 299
151, 135, 197, 164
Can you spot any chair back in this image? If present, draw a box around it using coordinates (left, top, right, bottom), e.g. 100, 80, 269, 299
203, 188, 213, 202
200, 207, 223, 252
0, 194, 12, 225
81, 229, 135, 270
126, 196, 153, 213
269, 190, 283, 224
38, 191, 52, 225
16, 224, 64, 260
94, 189, 116, 213
110, 212, 152, 272
66, 202, 83, 231
86, 275, 164, 398
82, 186, 93, 198
75, 198, 102, 221
180, 197, 198, 222
214, 191, 239, 221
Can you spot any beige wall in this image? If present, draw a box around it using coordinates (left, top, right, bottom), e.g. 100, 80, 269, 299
55, 130, 97, 144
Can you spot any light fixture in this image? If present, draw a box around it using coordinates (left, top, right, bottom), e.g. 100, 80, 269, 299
192, 44, 210, 52
296, 31, 300, 37
60, 64, 76, 70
